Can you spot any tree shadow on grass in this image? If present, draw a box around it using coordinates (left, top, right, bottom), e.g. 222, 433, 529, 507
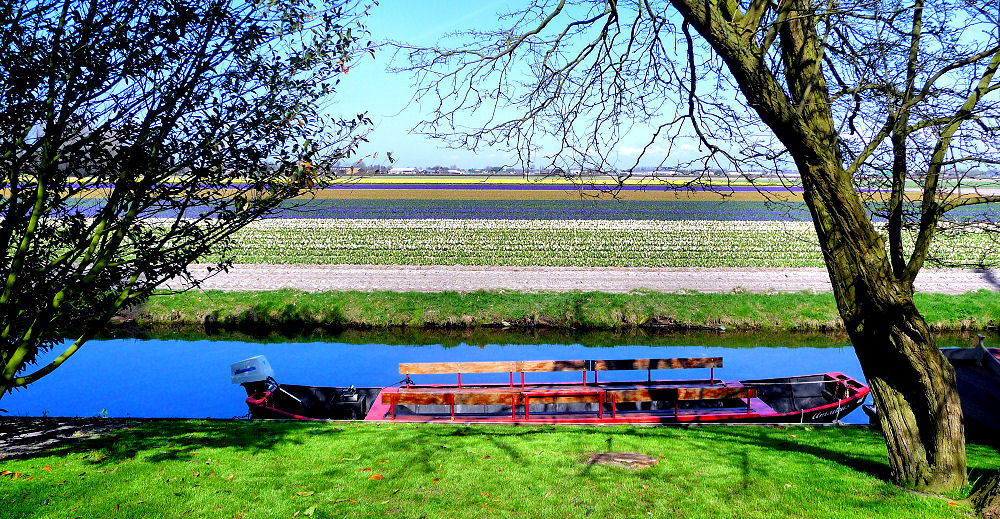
372, 423, 894, 481
0, 417, 334, 464
12, 418, 993, 491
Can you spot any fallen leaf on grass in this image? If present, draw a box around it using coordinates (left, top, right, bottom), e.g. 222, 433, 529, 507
357, 468, 371, 472
0, 471, 9, 476
226, 474, 235, 482
379, 460, 388, 464
43, 466, 51, 471
296, 491, 315, 497
292, 511, 299, 518
432, 478, 440, 482
303, 506, 316, 517
949, 502, 957, 507
369, 474, 384, 480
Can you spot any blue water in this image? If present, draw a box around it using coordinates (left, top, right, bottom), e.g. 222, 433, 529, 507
2, 339, 869, 423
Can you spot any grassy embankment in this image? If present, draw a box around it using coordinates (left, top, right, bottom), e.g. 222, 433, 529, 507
2, 420, 997, 519
137, 289, 1000, 333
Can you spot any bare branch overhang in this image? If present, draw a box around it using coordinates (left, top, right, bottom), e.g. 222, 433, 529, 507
903, 48, 1000, 283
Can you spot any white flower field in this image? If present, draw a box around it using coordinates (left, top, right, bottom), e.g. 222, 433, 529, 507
220, 218, 994, 268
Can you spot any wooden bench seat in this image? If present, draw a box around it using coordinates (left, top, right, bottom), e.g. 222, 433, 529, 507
604, 384, 756, 418
387, 357, 737, 420
522, 388, 605, 419
399, 358, 721, 388
399, 360, 590, 388
592, 357, 722, 383
384, 387, 522, 420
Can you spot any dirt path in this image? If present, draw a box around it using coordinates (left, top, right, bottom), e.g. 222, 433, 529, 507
166, 265, 1000, 294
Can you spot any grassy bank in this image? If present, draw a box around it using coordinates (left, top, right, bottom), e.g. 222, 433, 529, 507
2, 420, 997, 518
136, 289, 1000, 333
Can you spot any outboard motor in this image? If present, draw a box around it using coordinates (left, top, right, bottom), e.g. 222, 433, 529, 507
231, 355, 275, 396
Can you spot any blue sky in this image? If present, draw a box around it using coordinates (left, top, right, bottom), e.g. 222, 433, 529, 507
332, 1, 720, 170
333, 1, 519, 169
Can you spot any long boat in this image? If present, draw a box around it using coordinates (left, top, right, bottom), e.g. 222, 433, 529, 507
863, 337, 1000, 445
231, 356, 869, 425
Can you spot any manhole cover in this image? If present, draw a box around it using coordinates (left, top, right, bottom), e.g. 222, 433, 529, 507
585, 452, 659, 468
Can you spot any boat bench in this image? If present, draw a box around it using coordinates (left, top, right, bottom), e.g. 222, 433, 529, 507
398, 357, 723, 388
386, 358, 731, 420
390, 360, 591, 420
398, 360, 591, 388
591, 357, 722, 384
383, 387, 522, 420
603, 384, 756, 418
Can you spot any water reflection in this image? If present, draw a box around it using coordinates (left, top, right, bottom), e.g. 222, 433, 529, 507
2, 330, 983, 423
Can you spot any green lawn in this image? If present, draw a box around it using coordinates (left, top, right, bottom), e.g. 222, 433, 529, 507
138, 289, 1000, 333
2, 421, 996, 518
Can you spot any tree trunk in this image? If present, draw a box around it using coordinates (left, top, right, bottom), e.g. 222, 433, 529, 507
973, 475, 1000, 518
799, 162, 967, 492
667, 0, 969, 494
850, 308, 967, 491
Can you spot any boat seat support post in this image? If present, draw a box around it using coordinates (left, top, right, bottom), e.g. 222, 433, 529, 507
711, 367, 715, 385
458, 373, 462, 388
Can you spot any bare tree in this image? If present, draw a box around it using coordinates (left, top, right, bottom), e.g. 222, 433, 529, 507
0, 0, 375, 400
398, 0, 1000, 496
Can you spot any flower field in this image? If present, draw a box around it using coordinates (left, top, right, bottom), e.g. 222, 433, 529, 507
221, 218, 996, 268
268, 199, 816, 221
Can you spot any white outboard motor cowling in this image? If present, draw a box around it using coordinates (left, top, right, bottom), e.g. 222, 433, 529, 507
231, 355, 275, 384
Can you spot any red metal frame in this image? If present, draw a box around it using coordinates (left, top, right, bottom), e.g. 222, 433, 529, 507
523, 389, 604, 420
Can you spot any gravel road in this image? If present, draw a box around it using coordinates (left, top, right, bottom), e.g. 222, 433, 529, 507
167, 265, 1000, 294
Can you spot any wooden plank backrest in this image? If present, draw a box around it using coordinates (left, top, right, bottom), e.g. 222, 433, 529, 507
399, 361, 517, 375
591, 358, 722, 371
515, 360, 589, 372
675, 386, 756, 400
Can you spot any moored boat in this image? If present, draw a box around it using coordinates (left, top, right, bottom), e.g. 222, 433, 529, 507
863, 336, 1000, 445
232, 355, 869, 424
